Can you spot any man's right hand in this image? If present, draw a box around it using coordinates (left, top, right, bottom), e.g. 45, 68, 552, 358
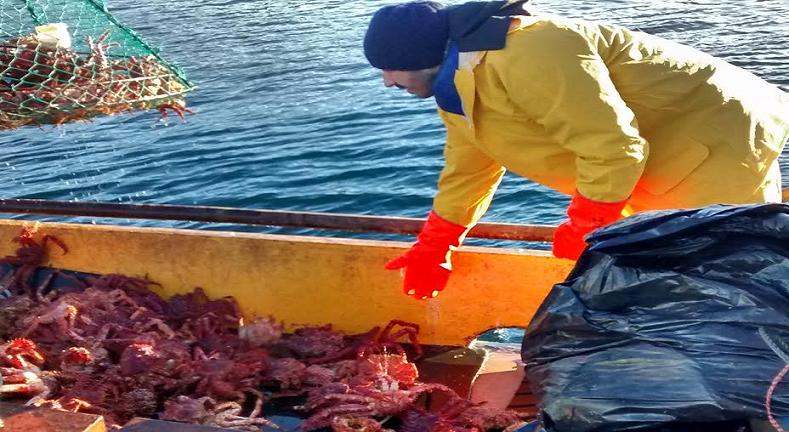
385, 249, 451, 300
384, 211, 467, 300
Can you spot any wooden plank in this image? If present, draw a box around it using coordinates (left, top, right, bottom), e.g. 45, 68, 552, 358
0, 401, 106, 432
469, 349, 528, 413
509, 371, 540, 419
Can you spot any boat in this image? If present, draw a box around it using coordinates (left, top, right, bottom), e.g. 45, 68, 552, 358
0, 198, 573, 432
1, 194, 786, 431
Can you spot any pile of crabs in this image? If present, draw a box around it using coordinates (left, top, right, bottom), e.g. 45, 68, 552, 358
0, 29, 190, 129
0, 227, 529, 431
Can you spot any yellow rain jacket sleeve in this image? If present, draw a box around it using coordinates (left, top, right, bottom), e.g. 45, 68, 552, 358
433, 109, 506, 226
487, 20, 648, 203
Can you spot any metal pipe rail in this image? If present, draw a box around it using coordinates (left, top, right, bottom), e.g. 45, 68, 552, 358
0, 199, 556, 242
3, 189, 785, 243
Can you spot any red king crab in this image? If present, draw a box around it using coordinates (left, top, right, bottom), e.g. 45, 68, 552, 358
0, 338, 54, 405
265, 357, 336, 393
399, 402, 528, 432
330, 415, 396, 432
0, 226, 67, 296
304, 320, 423, 365
300, 382, 460, 431
161, 392, 281, 431
299, 348, 527, 432
238, 316, 284, 347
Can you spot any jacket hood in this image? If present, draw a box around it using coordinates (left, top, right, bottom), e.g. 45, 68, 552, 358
447, 0, 530, 52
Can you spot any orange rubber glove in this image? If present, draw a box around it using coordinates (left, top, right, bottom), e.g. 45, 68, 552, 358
385, 210, 468, 300
552, 192, 628, 260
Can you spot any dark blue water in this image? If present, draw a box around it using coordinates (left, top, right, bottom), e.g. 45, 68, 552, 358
1, 0, 787, 245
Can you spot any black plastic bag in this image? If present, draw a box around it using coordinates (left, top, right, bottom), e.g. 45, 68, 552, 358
521, 204, 789, 432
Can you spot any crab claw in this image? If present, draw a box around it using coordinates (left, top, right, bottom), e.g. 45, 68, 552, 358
157, 100, 193, 120
0, 370, 45, 395
3, 339, 45, 368
61, 347, 92, 366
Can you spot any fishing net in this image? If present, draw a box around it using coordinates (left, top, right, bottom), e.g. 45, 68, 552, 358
0, 0, 195, 129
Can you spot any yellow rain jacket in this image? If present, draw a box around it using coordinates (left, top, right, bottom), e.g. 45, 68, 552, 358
433, 15, 789, 227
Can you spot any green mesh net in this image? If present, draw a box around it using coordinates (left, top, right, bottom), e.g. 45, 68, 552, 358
0, 0, 195, 129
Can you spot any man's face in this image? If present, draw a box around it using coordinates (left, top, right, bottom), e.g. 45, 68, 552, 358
382, 67, 440, 98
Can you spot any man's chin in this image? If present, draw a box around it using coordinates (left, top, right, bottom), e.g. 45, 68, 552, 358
413, 90, 434, 99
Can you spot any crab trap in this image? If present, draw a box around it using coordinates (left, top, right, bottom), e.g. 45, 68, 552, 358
0, 0, 195, 129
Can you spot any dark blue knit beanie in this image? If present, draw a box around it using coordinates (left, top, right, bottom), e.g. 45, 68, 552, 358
364, 1, 449, 71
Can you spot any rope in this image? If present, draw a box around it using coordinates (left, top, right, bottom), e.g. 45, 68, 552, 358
766, 363, 788, 432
